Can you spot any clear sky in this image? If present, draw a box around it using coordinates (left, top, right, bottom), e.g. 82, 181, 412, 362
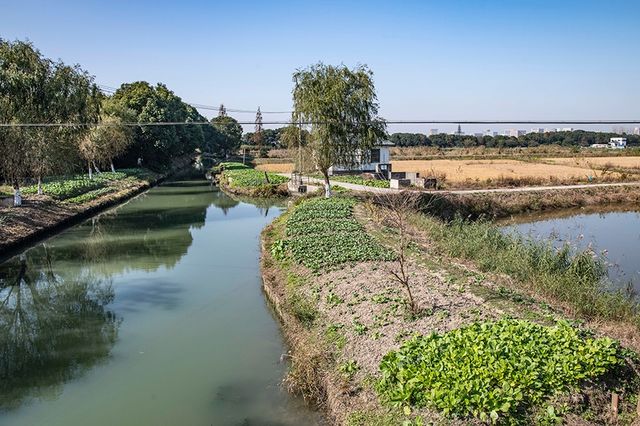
2, 0, 639, 133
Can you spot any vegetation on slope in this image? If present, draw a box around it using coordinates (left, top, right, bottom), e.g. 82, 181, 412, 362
271, 197, 394, 271
377, 319, 625, 423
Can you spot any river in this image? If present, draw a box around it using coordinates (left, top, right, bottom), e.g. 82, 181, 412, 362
501, 205, 640, 294
0, 179, 321, 425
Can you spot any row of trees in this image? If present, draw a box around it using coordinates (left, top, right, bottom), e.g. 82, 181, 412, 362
389, 131, 640, 148
0, 39, 244, 206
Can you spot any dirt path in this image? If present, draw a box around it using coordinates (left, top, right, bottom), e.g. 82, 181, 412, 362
278, 173, 640, 195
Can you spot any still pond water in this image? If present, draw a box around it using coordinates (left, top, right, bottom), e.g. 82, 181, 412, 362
0, 179, 321, 425
501, 205, 640, 294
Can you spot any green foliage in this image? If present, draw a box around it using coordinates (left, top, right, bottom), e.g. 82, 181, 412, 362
220, 162, 288, 188
338, 360, 360, 379
419, 216, 638, 323
65, 187, 117, 204
22, 169, 151, 201
275, 197, 395, 271
331, 175, 390, 188
377, 319, 622, 423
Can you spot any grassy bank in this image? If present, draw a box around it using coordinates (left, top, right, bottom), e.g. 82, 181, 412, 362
216, 162, 289, 197
262, 195, 640, 425
0, 167, 164, 256
418, 184, 640, 219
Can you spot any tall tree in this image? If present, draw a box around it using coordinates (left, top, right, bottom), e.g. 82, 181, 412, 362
292, 63, 387, 196
0, 39, 97, 205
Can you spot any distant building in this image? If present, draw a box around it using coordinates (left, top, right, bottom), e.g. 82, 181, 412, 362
484, 129, 498, 137
609, 137, 627, 149
559, 127, 574, 132
545, 128, 557, 133
473, 132, 484, 137
508, 129, 526, 137
529, 128, 544, 134
590, 144, 609, 149
328, 140, 394, 177
428, 129, 439, 136
634, 127, 640, 136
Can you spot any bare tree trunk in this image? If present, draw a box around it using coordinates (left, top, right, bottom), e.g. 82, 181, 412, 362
322, 169, 332, 198
93, 162, 101, 174
13, 182, 22, 207
37, 176, 43, 195
110, 160, 115, 173
88, 161, 93, 179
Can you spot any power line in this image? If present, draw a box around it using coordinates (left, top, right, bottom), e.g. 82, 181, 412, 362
96, 84, 292, 115
2, 120, 640, 128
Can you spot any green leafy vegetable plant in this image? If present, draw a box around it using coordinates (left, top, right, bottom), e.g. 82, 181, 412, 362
377, 319, 622, 423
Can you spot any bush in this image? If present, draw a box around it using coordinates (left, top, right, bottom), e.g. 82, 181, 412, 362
418, 216, 638, 323
273, 197, 395, 271
377, 319, 623, 423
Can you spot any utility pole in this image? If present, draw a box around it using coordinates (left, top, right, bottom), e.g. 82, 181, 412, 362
253, 107, 264, 153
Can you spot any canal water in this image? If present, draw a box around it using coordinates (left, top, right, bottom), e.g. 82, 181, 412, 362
0, 179, 321, 425
501, 205, 640, 294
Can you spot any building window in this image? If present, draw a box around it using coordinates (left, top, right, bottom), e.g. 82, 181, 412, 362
370, 148, 380, 163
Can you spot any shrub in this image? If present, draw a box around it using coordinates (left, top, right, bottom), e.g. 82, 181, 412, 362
377, 319, 623, 423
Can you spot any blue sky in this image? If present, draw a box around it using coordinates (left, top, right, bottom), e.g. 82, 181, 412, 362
2, 0, 639, 133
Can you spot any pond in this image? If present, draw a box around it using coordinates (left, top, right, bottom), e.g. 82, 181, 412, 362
0, 179, 322, 425
501, 205, 640, 294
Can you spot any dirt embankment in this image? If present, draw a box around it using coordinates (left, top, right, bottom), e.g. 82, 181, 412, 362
260, 199, 640, 425
0, 178, 157, 259
420, 184, 640, 220
0, 157, 194, 259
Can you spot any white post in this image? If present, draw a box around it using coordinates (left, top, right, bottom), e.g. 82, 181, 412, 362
110, 161, 115, 173
88, 162, 93, 179
13, 187, 22, 207
37, 176, 43, 195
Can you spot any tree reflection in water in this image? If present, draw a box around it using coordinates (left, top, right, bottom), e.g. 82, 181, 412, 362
0, 247, 118, 410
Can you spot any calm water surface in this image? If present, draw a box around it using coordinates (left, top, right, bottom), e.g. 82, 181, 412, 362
0, 179, 321, 425
501, 206, 640, 293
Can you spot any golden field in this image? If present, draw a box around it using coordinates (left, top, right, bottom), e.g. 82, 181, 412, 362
546, 156, 640, 170
255, 154, 640, 187
390, 159, 603, 183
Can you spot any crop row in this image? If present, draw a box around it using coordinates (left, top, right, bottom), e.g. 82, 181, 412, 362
274, 197, 395, 271
219, 162, 289, 188
330, 175, 390, 188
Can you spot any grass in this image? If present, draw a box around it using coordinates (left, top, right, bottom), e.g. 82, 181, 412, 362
329, 175, 391, 188
414, 214, 639, 324
217, 162, 289, 196
377, 319, 626, 423
272, 197, 395, 271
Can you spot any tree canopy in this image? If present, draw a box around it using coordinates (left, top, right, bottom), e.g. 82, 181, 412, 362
292, 63, 387, 195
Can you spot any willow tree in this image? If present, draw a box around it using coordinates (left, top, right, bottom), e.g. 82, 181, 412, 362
292, 63, 387, 197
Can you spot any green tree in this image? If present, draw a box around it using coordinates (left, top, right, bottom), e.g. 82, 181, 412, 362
292, 63, 387, 196
211, 115, 242, 157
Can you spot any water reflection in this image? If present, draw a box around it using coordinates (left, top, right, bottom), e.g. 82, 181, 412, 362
0, 180, 319, 425
0, 250, 118, 410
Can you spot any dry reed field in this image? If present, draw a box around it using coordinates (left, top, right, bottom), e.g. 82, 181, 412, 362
255, 163, 295, 173
546, 156, 640, 170
390, 159, 604, 183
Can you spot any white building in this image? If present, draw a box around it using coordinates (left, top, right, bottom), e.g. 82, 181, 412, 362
507, 129, 526, 137
609, 137, 627, 149
428, 129, 439, 136
634, 127, 640, 136
529, 128, 544, 134
328, 140, 394, 177
484, 129, 498, 137
559, 127, 574, 132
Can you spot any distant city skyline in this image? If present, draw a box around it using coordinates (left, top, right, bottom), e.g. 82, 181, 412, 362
1, 0, 639, 133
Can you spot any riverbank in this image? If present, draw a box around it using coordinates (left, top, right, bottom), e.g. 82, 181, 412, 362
421, 184, 640, 219
261, 195, 640, 425
0, 157, 193, 259
215, 162, 290, 197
